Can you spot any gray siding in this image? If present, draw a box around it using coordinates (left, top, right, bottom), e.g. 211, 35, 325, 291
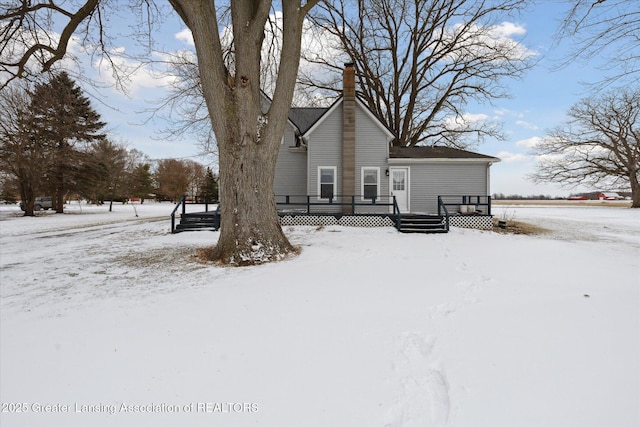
355, 107, 389, 195
354, 106, 390, 213
395, 162, 489, 214
306, 102, 391, 213
307, 104, 343, 211
273, 125, 307, 197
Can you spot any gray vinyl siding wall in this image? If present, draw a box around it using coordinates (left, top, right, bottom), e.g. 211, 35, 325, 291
400, 162, 488, 214
307, 104, 343, 212
306, 102, 391, 214
354, 107, 390, 213
273, 125, 307, 197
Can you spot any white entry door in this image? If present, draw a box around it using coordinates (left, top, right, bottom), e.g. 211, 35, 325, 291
390, 168, 409, 213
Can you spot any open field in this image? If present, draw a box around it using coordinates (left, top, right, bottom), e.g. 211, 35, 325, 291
1, 203, 638, 427
493, 199, 632, 207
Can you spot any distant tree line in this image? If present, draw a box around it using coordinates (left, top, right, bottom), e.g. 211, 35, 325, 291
491, 191, 632, 200
491, 194, 565, 201
0, 73, 217, 216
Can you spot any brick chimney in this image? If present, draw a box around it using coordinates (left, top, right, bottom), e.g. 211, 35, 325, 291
342, 62, 356, 211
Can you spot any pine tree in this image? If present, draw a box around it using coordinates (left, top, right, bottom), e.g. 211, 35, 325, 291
29, 72, 106, 213
201, 167, 219, 203
129, 163, 154, 202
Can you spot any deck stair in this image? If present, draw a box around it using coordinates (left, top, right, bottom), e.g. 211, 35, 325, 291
398, 214, 448, 233
175, 212, 220, 232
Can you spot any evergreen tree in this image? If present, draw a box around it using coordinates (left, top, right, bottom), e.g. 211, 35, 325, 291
29, 72, 106, 213
129, 163, 154, 202
201, 167, 219, 202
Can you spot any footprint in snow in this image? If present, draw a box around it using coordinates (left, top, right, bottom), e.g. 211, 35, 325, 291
385, 332, 450, 427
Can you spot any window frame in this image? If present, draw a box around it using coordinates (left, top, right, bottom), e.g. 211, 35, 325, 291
317, 166, 337, 201
361, 167, 380, 201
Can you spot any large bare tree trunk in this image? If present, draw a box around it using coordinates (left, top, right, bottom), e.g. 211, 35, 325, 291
215, 134, 295, 264
170, 0, 319, 265
19, 182, 35, 217
630, 171, 640, 208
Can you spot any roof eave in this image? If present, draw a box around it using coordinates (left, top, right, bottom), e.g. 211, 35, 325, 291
388, 157, 501, 163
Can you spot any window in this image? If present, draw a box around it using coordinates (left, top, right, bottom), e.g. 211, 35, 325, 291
318, 167, 336, 200
361, 167, 379, 200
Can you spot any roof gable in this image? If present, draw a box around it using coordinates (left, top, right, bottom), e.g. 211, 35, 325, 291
301, 96, 395, 142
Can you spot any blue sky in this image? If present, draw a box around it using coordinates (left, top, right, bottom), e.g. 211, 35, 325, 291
69, 1, 623, 197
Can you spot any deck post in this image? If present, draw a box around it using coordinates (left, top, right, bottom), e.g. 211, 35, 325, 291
306, 195, 310, 214
351, 196, 355, 214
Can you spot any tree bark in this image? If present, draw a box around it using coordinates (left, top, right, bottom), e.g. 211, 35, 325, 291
630, 171, 640, 208
171, 0, 318, 265
19, 183, 35, 217
214, 135, 296, 264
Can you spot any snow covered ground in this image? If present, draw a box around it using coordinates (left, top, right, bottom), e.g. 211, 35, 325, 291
1, 202, 638, 427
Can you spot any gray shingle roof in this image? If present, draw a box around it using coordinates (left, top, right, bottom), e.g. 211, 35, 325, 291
390, 146, 499, 160
288, 108, 328, 134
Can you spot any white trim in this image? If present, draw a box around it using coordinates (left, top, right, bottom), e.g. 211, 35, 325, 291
317, 166, 337, 201
301, 97, 396, 143
360, 167, 380, 201
355, 98, 395, 142
304, 99, 343, 137
388, 157, 500, 164
388, 167, 410, 213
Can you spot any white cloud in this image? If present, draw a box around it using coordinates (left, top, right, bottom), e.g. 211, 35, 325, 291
492, 21, 527, 38
496, 150, 530, 163
515, 120, 539, 130
446, 21, 538, 63
443, 113, 489, 129
515, 136, 543, 149
175, 28, 194, 46
92, 48, 177, 95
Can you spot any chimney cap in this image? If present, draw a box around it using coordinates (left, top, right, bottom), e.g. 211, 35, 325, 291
344, 62, 354, 68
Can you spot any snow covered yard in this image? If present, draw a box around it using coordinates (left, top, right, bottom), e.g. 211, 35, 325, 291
1, 203, 638, 427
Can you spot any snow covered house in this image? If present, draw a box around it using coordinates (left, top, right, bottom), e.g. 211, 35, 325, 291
272, 63, 500, 231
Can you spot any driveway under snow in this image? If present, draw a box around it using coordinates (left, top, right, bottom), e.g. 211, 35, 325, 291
1, 202, 638, 427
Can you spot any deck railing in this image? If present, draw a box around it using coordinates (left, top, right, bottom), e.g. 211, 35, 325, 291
438, 195, 492, 216
170, 195, 217, 233
276, 194, 402, 230
437, 197, 450, 232
275, 194, 397, 213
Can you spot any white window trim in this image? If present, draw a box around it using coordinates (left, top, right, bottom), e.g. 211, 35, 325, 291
361, 167, 380, 201
317, 166, 337, 201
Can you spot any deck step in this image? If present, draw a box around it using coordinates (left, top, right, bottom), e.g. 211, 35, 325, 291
176, 212, 220, 232
399, 215, 448, 234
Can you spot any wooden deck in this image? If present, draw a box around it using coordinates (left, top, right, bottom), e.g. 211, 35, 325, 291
170, 194, 493, 234
173, 210, 449, 234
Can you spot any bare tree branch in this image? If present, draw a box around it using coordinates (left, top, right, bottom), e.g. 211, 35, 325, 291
555, 0, 640, 87
530, 87, 640, 207
303, 0, 535, 148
